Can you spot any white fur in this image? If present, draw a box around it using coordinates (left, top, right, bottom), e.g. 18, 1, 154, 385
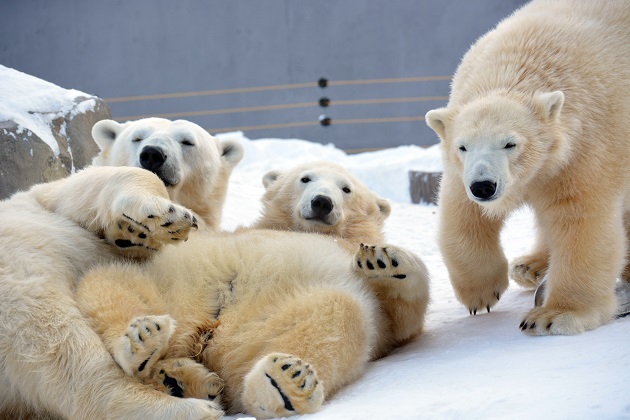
92, 117, 244, 230
0, 166, 222, 419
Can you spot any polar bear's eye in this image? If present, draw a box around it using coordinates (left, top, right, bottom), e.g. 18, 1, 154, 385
458, 145, 467, 152
181, 140, 194, 146
342, 187, 351, 194
300, 177, 311, 183
132, 137, 143, 143
504, 142, 516, 149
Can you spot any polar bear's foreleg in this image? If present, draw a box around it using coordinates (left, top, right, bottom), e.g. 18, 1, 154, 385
520, 205, 622, 335
76, 264, 171, 368
438, 174, 509, 313
353, 243, 430, 358
32, 166, 198, 260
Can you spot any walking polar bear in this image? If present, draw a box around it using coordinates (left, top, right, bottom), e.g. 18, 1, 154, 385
426, 0, 630, 335
92, 117, 244, 230
0, 166, 223, 419
76, 161, 430, 418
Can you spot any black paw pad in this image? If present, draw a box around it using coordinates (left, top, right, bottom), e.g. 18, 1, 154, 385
115, 239, 136, 248
377, 259, 386, 269
163, 374, 184, 398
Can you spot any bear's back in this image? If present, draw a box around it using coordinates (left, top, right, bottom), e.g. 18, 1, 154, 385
450, 0, 630, 111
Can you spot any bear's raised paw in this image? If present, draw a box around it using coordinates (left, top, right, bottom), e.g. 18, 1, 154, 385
107, 194, 198, 256
510, 253, 548, 289
354, 243, 417, 281
242, 353, 324, 419
114, 315, 175, 378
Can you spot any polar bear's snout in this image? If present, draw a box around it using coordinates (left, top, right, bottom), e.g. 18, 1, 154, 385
137, 143, 180, 187
310, 195, 334, 220
139, 146, 167, 172
469, 180, 497, 200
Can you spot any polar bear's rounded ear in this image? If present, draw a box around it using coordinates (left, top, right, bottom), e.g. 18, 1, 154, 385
376, 197, 391, 219
262, 170, 281, 189
92, 119, 123, 150
425, 108, 451, 140
219, 138, 245, 167
534, 91, 564, 121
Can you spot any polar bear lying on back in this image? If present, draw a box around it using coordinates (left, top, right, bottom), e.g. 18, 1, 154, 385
76, 161, 430, 418
92, 118, 244, 230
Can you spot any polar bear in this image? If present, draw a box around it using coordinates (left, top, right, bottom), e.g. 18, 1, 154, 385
92, 117, 244, 230
425, 0, 630, 335
251, 161, 391, 251
76, 228, 430, 418
0, 166, 223, 419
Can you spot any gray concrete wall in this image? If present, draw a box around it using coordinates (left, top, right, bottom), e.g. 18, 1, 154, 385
0, 0, 527, 150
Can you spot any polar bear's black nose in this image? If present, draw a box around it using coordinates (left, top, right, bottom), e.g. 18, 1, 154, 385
470, 181, 497, 200
311, 195, 333, 218
140, 146, 167, 171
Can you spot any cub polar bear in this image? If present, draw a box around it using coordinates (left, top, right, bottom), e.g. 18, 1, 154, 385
0, 166, 222, 419
252, 161, 391, 251
92, 117, 244, 230
76, 161, 430, 418
425, 0, 630, 335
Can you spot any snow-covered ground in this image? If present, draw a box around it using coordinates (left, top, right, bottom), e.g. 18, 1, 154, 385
218, 132, 630, 420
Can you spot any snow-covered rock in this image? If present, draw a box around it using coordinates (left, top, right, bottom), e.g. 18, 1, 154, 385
0, 66, 111, 198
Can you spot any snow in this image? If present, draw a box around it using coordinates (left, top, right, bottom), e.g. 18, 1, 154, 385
216, 133, 630, 420
0, 65, 96, 156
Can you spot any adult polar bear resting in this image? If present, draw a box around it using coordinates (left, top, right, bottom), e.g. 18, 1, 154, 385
425, 0, 630, 335
0, 166, 223, 419
92, 118, 244, 230
76, 162, 429, 418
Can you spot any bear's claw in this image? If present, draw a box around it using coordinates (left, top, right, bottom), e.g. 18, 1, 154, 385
114, 315, 175, 378
107, 195, 197, 256
354, 244, 408, 280
242, 353, 324, 419
149, 358, 224, 401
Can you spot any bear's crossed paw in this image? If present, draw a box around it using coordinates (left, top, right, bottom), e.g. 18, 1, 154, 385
242, 353, 324, 419
149, 357, 224, 402
107, 195, 198, 253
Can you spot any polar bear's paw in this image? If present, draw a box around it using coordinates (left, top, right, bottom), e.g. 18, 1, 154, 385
242, 353, 324, 419
519, 305, 612, 336
510, 254, 548, 289
150, 358, 224, 402
114, 315, 175, 378
107, 195, 198, 254
354, 243, 411, 280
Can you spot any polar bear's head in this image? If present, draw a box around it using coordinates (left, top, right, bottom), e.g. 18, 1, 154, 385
92, 117, 244, 230
255, 161, 391, 244
426, 90, 571, 217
